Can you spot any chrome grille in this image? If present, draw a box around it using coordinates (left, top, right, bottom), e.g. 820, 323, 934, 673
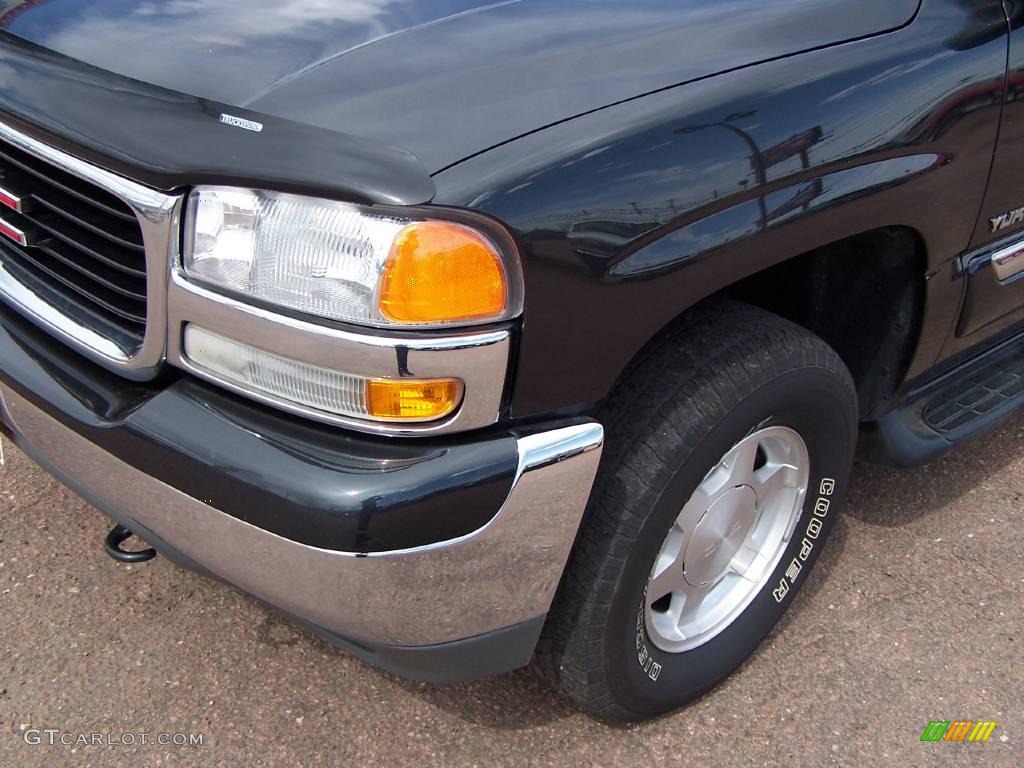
0, 120, 181, 379
0, 140, 148, 348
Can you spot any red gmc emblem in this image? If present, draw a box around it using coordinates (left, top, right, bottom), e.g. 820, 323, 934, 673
0, 184, 29, 246
0, 217, 28, 246
0, 185, 25, 213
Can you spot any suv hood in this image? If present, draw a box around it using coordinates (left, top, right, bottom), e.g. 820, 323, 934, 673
1, 0, 920, 173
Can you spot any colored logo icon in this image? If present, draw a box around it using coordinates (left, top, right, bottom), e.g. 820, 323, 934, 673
921, 721, 997, 742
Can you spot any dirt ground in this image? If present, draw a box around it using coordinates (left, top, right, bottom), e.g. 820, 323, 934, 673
1, 414, 1021, 766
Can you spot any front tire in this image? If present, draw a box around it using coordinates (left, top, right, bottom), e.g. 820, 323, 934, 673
540, 300, 858, 721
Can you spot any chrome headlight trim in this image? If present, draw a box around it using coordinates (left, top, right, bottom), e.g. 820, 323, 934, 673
166, 272, 511, 436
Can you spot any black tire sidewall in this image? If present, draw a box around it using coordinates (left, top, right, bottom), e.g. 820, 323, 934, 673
603, 365, 857, 717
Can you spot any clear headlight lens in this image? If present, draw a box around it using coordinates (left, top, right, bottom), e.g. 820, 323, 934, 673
183, 187, 521, 328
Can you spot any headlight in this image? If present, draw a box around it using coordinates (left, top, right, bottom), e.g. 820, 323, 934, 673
183, 186, 523, 328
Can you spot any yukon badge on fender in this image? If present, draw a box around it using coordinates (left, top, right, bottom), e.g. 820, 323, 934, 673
990, 205, 1024, 232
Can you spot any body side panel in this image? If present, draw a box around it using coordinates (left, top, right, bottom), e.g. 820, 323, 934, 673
945, 0, 1024, 350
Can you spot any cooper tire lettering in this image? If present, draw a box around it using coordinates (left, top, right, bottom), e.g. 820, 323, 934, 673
773, 477, 835, 603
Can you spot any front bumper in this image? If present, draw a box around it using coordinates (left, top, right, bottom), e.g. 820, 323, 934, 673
0, 309, 603, 681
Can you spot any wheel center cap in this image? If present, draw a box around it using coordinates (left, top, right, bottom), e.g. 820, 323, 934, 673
683, 486, 758, 586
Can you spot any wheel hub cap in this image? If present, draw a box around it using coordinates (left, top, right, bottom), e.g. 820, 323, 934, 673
684, 486, 758, 587
644, 426, 810, 654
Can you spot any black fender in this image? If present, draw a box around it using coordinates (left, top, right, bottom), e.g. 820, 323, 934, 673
433, 0, 1009, 419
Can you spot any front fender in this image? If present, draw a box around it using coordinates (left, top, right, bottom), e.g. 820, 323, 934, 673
433, 0, 1008, 419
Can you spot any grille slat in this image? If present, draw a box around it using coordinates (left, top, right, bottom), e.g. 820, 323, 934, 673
30, 191, 147, 251
1, 241, 147, 327
0, 147, 138, 223
37, 242, 147, 302
0, 245, 146, 349
0, 139, 147, 351
19, 212, 146, 275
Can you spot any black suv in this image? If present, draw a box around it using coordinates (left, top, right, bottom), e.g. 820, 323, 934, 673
0, 0, 1022, 721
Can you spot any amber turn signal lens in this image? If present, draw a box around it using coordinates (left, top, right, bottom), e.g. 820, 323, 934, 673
365, 378, 463, 421
378, 221, 508, 324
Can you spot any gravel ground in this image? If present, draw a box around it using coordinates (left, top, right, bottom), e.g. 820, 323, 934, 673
0, 414, 1021, 767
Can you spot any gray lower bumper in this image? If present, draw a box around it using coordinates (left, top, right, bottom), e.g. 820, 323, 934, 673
1, 383, 603, 653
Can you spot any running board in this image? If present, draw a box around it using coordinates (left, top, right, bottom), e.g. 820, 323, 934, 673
859, 330, 1024, 467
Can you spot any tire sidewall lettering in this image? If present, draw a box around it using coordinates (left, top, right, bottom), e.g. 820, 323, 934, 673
772, 477, 835, 604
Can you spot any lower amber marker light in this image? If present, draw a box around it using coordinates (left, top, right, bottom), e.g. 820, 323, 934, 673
366, 378, 462, 421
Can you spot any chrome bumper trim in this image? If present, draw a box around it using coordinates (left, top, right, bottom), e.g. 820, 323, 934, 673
165, 273, 512, 435
1, 384, 603, 646
0, 118, 181, 380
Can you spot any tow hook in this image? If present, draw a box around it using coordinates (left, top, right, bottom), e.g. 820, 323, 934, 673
104, 524, 157, 563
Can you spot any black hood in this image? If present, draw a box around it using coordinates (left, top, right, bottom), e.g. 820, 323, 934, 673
1, 0, 921, 172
